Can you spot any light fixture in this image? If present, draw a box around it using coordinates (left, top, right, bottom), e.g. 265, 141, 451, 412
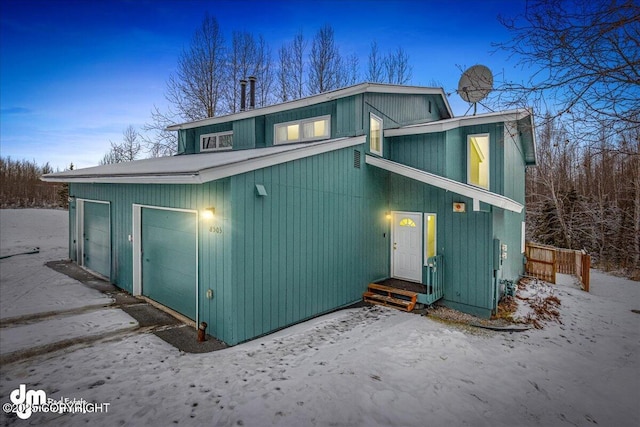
202, 207, 215, 220
453, 202, 466, 213
385, 211, 392, 220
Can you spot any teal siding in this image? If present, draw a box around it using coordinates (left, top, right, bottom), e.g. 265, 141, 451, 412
389, 174, 494, 317
69, 180, 234, 343
336, 96, 359, 137
493, 122, 526, 285
233, 118, 257, 150
365, 93, 444, 126
264, 102, 336, 146
229, 145, 387, 344
69, 200, 78, 261
389, 133, 446, 175
67, 90, 530, 342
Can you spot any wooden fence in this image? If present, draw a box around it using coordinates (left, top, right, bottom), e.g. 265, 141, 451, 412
525, 242, 591, 291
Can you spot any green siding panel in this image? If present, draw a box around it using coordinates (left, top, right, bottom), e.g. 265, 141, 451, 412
389, 133, 446, 175
69, 180, 234, 343
389, 174, 494, 316
365, 93, 443, 126
229, 144, 386, 344
233, 118, 257, 150
336, 96, 357, 137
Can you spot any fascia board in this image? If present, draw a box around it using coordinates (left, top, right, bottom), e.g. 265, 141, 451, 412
42, 136, 366, 185
385, 109, 531, 137
365, 155, 523, 213
167, 84, 450, 131
197, 135, 365, 183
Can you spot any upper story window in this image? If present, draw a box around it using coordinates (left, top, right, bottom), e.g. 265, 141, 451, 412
274, 115, 330, 145
467, 134, 490, 189
201, 131, 233, 152
370, 113, 382, 156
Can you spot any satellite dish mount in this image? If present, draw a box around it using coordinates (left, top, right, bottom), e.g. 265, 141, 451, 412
457, 65, 493, 115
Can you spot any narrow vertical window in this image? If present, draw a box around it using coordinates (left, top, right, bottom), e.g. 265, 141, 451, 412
467, 134, 490, 189
370, 113, 383, 156
424, 213, 437, 264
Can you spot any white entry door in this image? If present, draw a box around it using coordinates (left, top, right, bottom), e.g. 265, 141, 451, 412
391, 211, 423, 283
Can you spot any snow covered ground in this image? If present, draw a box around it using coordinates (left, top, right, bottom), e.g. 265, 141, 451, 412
0, 209, 639, 426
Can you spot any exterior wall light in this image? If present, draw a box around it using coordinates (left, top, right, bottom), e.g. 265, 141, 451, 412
202, 207, 215, 220
385, 211, 392, 220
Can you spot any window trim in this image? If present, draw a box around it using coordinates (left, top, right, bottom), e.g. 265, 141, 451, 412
370, 113, 383, 156
273, 115, 331, 145
201, 131, 233, 152
467, 133, 490, 190
424, 213, 437, 265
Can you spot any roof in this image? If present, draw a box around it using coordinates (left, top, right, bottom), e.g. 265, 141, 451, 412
366, 155, 523, 213
385, 108, 537, 165
166, 82, 454, 131
42, 136, 366, 184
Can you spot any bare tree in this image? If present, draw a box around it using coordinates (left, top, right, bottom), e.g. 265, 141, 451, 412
308, 25, 342, 93
277, 31, 306, 102
142, 106, 178, 157
366, 41, 385, 82
144, 13, 226, 156
0, 157, 60, 208
255, 35, 275, 108
277, 43, 293, 102
339, 53, 360, 87
291, 32, 306, 98
225, 31, 258, 113
384, 46, 412, 85
495, 0, 640, 145
100, 125, 141, 165
166, 13, 226, 120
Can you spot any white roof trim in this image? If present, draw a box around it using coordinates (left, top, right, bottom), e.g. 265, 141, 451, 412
384, 108, 532, 137
42, 136, 366, 184
167, 83, 453, 131
365, 155, 523, 213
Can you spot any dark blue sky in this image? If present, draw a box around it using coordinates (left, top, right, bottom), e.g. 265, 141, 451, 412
1, 0, 526, 169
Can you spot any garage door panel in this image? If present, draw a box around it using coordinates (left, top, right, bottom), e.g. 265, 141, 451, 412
83, 201, 110, 278
143, 227, 196, 255
141, 208, 196, 320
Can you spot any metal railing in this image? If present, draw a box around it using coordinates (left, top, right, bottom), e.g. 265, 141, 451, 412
424, 255, 444, 303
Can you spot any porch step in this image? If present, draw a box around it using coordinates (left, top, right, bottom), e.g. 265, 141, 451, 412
363, 283, 417, 312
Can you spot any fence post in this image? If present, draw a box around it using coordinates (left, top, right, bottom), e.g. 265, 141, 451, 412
581, 253, 591, 292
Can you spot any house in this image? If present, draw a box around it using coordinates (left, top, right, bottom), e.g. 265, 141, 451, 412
43, 82, 537, 345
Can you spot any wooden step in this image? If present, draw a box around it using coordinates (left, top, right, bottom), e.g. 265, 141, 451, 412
363, 284, 418, 312
367, 283, 419, 298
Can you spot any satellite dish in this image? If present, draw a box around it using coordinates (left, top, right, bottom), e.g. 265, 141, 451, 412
457, 65, 494, 110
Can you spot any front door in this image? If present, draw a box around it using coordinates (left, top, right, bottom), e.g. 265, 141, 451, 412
391, 211, 423, 283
